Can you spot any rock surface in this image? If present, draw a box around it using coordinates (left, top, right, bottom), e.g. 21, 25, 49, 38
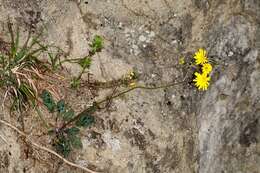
0, 0, 259, 173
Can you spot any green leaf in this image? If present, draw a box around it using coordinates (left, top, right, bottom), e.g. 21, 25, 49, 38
57, 99, 66, 114
48, 52, 61, 70
14, 27, 20, 54
90, 35, 103, 53
19, 83, 35, 99
54, 135, 71, 157
70, 77, 80, 89
65, 127, 80, 137
70, 136, 83, 149
18, 83, 36, 105
79, 57, 91, 69
63, 109, 75, 121
57, 100, 75, 121
41, 90, 56, 112
76, 114, 95, 127
15, 49, 27, 62
48, 129, 55, 135
10, 26, 20, 58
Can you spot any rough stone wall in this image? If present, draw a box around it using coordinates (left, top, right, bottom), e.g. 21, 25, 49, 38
0, 0, 259, 173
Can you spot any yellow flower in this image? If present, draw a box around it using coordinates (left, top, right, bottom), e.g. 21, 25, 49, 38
179, 57, 185, 65
193, 72, 210, 90
202, 63, 212, 74
129, 82, 136, 87
194, 48, 208, 65
129, 71, 135, 78
124, 70, 135, 80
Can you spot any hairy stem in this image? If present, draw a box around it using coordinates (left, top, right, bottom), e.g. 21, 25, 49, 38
96, 80, 187, 105
60, 79, 187, 130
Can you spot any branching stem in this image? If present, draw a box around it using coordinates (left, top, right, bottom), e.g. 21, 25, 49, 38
60, 79, 187, 130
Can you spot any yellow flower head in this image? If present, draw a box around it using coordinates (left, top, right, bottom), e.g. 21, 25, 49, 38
179, 57, 185, 65
193, 72, 210, 90
125, 70, 136, 80
202, 63, 212, 74
129, 71, 135, 78
129, 82, 136, 87
194, 48, 208, 65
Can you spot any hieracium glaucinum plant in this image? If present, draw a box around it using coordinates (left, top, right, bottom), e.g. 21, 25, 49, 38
193, 48, 213, 91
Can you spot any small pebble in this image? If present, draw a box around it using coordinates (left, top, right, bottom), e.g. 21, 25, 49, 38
139, 35, 146, 42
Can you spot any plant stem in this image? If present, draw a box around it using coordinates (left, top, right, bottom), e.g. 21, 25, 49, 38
59, 58, 83, 64
59, 104, 96, 131
59, 79, 187, 130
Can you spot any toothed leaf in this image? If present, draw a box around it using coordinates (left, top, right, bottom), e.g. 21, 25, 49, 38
41, 90, 56, 112
54, 135, 71, 157
90, 35, 103, 53
65, 127, 80, 137
76, 114, 95, 127
79, 57, 91, 69
63, 109, 75, 121
70, 136, 83, 149
57, 99, 66, 114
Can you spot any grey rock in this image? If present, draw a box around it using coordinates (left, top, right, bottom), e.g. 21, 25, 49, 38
0, 0, 259, 173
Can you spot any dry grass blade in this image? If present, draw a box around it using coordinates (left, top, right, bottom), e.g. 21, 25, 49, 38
25, 67, 44, 79
11, 86, 18, 98
2, 90, 9, 108
0, 119, 100, 173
